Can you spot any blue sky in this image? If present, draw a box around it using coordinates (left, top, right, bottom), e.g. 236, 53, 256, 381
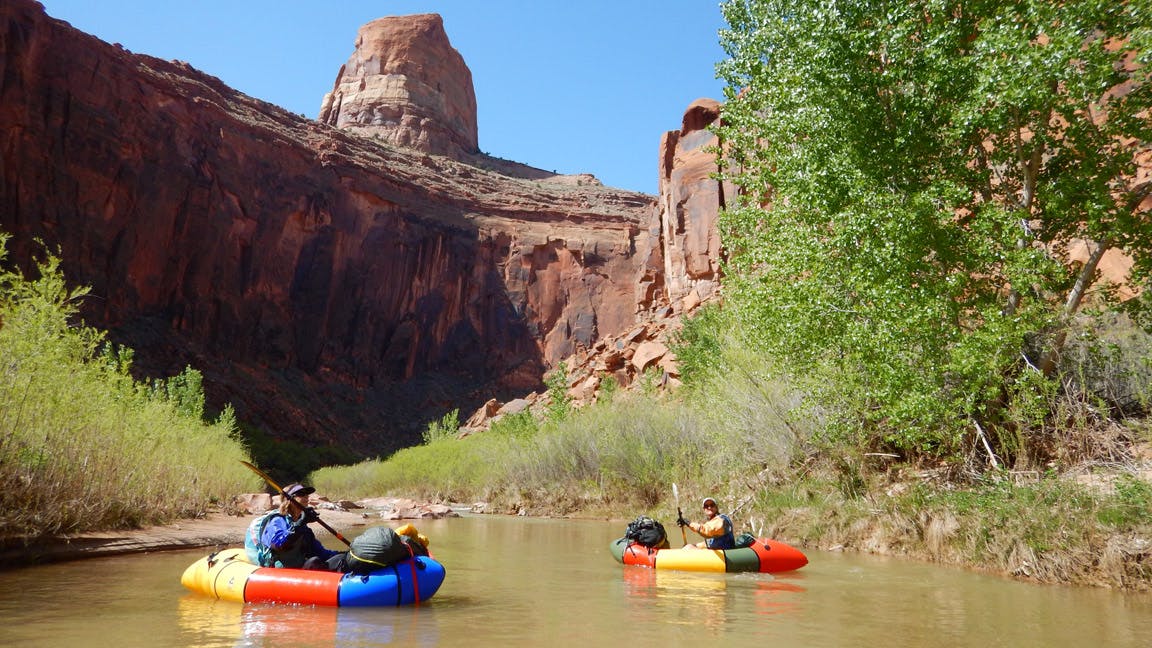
39, 1, 728, 195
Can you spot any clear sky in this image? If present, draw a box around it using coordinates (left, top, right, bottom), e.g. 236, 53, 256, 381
38, 1, 729, 195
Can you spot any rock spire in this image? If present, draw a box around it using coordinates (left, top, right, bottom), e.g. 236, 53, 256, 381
319, 13, 479, 161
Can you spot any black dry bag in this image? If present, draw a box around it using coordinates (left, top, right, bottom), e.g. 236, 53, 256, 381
624, 515, 668, 548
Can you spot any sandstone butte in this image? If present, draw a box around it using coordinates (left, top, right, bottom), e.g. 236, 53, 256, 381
0, 2, 731, 456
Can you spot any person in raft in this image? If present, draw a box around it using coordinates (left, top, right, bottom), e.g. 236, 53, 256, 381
260, 483, 341, 570
677, 496, 735, 550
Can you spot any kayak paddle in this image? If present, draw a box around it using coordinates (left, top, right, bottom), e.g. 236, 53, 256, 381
673, 482, 687, 546
241, 460, 351, 547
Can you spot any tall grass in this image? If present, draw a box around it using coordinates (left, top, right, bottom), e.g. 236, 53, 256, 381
313, 396, 714, 514
313, 328, 816, 518
0, 240, 257, 541
761, 465, 1152, 588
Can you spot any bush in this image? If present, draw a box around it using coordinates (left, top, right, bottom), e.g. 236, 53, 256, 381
422, 408, 460, 444
0, 238, 256, 538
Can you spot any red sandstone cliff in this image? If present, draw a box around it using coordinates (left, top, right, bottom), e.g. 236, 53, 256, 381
657, 98, 729, 313
1, 1, 691, 455
460, 99, 730, 430
319, 14, 479, 162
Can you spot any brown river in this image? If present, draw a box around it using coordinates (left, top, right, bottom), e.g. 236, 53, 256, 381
1, 514, 1149, 647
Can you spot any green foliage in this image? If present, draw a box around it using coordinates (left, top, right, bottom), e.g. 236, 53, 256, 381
149, 366, 206, 419
505, 394, 711, 508
672, 302, 817, 473
597, 374, 619, 404
716, 0, 1152, 462
312, 432, 511, 502
422, 408, 460, 444
314, 391, 714, 511
314, 351, 814, 516
670, 303, 730, 389
0, 238, 256, 537
1097, 474, 1152, 528
544, 362, 572, 423
488, 410, 538, 440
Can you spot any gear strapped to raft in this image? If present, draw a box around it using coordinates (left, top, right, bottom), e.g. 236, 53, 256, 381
624, 515, 669, 548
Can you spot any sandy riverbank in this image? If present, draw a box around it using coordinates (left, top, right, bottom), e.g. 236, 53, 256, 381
0, 508, 374, 569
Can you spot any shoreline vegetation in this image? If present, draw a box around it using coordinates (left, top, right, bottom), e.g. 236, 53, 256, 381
0, 236, 260, 548
311, 365, 1152, 592
0, 237, 1149, 588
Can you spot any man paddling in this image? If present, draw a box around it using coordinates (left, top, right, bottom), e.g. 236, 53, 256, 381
677, 496, 735, 550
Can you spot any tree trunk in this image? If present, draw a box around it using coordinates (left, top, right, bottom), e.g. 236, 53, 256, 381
1036, 239, 1110, 376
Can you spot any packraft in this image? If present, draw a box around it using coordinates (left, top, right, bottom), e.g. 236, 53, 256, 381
610, 534, 808, 573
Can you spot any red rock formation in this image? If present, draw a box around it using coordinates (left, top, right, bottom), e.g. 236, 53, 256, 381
319, 14, 479, 161
461, 101, 733, 432
0, 0, 666, 455
656, 98, 729, 313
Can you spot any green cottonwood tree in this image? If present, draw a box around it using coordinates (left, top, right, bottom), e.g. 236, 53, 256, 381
715, 0, 1152, 461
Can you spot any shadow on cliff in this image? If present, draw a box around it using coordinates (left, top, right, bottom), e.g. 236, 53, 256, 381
0, 0, 623, 469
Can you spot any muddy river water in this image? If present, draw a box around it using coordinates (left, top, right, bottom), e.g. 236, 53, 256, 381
1, 514, 1149, 646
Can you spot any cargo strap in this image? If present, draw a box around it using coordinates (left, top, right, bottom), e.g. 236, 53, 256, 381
354, 542, 422, 606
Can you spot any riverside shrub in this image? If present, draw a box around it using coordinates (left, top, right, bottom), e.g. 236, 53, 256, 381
0, 237, 255, 537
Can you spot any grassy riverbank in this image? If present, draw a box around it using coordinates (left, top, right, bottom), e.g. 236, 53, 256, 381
315, 397, 1152, 590
0, 238, 257, 543
313, 342, 1152, 591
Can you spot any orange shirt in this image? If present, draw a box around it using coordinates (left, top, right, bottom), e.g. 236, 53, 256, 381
690, 515, 727, 538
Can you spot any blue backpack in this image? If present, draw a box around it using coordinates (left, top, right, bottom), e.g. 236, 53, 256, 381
244, 511, 279, 566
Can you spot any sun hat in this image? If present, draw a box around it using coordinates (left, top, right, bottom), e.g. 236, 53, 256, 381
284, 483, 315, 497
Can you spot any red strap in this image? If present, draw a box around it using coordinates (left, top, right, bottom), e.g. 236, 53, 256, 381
403, 541, 420, 606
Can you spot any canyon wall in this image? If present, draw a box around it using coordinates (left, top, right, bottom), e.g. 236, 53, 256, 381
0, 1, 724, 455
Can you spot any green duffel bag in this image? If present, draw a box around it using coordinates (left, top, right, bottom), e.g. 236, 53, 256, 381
343, 526, 428, 574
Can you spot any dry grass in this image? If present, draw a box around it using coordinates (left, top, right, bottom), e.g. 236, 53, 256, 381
0, 247, 256, 541
729, 457, 1152, 590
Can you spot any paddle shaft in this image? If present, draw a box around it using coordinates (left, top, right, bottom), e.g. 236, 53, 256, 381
673, 483, 687, 545
241, 460, 351, 547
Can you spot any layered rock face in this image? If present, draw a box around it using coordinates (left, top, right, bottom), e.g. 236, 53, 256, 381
0, 1, 670, 454
656, 98, 729, 313
462, 101, 731, 431
319, 14, 479, 161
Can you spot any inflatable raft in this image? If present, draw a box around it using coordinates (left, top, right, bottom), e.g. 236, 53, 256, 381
181, 548, 446, 606
610, 537, 808, 573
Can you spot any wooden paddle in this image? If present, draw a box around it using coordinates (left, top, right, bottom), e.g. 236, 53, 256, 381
241, 460, 351, 547
673, 482, 687, 546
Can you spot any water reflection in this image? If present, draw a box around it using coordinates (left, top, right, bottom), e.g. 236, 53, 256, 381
620, 565, 809, 631
2, 517, 1152, 647
742, 572, 807, 618
176, 595, 440, 647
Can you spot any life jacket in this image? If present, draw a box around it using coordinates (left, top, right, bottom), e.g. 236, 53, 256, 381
705, 514, 736, 550
244, 511, 279, 566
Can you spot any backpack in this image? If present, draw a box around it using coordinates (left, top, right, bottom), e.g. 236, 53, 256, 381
244, 511, 278, 566
624, 515, 668, 548
344, 526, 428, 574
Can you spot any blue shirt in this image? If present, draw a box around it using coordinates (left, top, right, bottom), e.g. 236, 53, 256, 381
260, 513, 340, 568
